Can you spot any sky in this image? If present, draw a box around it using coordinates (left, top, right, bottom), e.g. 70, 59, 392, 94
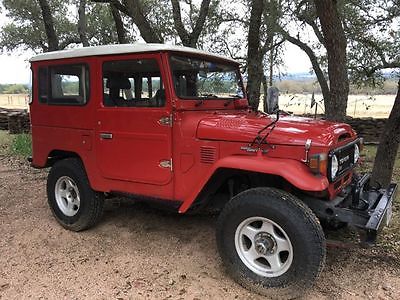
0, 44, 312, 84
0, 8, 312, 85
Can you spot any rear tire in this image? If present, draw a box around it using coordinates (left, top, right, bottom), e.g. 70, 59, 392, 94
47, 158, 104, 231
216, 187, 326, 299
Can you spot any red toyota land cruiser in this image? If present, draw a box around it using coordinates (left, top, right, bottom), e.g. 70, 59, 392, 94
29, 44, 396, 299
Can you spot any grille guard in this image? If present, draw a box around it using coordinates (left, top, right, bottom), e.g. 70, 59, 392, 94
303, 173, 397, 245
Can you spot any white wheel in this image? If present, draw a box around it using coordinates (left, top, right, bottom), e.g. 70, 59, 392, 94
55, 176, 81, 217
47, 158, 104, 231
235, 216, 293, 277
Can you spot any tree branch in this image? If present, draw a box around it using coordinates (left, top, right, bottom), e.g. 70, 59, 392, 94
279, 27, 330, 101
171, 0, 190, 45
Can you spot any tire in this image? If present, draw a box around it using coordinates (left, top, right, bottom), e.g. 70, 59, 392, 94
216, 187, 326, 299
46, 158, 104, 231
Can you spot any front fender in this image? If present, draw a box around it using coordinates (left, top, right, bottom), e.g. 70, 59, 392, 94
178, 154, 329, 213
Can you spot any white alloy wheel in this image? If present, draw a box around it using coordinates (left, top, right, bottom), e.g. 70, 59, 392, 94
234, 216, 293, 277
55, 176, 81, 217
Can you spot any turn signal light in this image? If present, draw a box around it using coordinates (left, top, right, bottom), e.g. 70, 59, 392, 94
308, 153, 328, 175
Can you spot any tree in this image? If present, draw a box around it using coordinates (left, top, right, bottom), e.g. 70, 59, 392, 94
170, 0, 212, 47
246, 0, 264, 110
278, 0, 349, 121
109, 2, 129, 43
93, 0, 216, 47
313, 0, 349, 121
370, 82, 400, 187
78, 0, 90, 47
38, 0, 60, 50
0, 0, 79, 52
217, 0, 283, 110
0, 0, 129, 53
344, 0, 400, 187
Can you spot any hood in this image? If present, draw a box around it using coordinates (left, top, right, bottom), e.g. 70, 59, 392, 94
196, 112, 356, 147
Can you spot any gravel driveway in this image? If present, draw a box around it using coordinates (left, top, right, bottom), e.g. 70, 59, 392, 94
1, 157, 399, 299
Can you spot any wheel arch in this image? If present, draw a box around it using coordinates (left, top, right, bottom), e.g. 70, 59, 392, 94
46, 149, 82, 167
179, 155, 329, 213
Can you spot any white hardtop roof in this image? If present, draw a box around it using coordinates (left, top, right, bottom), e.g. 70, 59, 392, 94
29, 43, 238, 63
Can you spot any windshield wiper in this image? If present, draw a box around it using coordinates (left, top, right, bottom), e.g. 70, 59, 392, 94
250, 110, 281, 147
224, 94, 242, 106
200, 93, 219, 98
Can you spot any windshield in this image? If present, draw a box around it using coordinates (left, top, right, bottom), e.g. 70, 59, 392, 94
169, 55, 244, 100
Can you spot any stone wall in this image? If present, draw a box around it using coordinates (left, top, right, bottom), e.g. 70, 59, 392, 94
344, 117, 386, 144
0, 108, 30, 134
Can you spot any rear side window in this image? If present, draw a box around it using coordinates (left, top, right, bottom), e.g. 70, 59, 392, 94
38, 64, 89, 105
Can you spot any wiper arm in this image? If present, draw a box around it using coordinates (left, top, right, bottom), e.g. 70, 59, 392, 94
250, 110, 281, 147
200, 93, 218, 98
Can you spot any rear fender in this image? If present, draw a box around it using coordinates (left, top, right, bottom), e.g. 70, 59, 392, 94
178, 155, 329, 213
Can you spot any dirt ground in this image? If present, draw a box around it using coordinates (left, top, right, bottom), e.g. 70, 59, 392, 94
1, 157, 400, 300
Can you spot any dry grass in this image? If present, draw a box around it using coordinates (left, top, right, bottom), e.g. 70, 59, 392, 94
0, 94, 29, 109
260, 93, 396, 118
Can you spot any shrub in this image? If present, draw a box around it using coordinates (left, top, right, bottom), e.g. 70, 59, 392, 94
11, 133, 32, 157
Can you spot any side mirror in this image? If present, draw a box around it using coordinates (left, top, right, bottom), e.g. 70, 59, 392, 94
265, 86, 280, 114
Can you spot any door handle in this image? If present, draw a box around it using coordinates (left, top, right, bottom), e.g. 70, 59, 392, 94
100, 133, 113, 139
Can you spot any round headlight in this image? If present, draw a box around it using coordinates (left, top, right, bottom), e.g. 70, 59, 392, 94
354, 144, 360, 163
331, 155, 339, 179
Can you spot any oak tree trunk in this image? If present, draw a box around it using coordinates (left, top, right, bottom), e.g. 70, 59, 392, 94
110, 3, 128, 44
123, 0, 163, 43
314, 0, 349, 121
247, 0, 264, 111
78, 0, 90, 47
171, 0, 211, 48
38, 0, 59, 51
370, 80, 400, 188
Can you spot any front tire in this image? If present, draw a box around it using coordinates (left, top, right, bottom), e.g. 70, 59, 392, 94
216, 187, 326, 299
47, 158, 104, 231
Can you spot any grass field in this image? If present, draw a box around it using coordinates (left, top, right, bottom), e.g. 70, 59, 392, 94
0, 130, 31, 157
260, 93, 396, 118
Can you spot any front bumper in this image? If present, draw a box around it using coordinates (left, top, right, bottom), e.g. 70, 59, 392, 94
303, 174, 397, 244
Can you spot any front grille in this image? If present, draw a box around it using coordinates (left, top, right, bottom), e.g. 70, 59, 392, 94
329, 139, 361, 182
336, 146, 354, 174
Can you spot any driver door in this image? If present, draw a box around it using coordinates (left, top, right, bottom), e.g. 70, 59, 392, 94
95, 55, 173, 188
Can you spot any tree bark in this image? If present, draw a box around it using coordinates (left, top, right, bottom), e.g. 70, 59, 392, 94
171, 0, 211, 47
370, 80, 400, 188
122, 0, 163, 43
37, 0, 59, 51
314, 0, 349, 121
246, 0, 264, 111
110, 2, 128, 43
78, 0, 90, 47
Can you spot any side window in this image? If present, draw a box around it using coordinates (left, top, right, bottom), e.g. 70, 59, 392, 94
38, 64, 89, 105
38, 67, 48, 103
103, 59, 165, 107
49, 64, 89, 105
